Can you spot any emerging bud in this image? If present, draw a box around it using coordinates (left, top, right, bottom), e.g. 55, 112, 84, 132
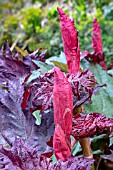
57, 8, 80, 75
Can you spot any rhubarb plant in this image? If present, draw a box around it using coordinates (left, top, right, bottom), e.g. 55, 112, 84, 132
0, 8, 113, 170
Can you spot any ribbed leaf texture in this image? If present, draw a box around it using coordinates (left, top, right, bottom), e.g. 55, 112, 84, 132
57, 8, 80, 75
31, 69, 99, 113
68, 70, 98, 112
81, 18, 107, 70
52, 157, 94, 170
30, 70, 54, 112
72, 113, 113, 140
0, 138, 94, 170
0, 138, 52, 170
0, 43, 54, 154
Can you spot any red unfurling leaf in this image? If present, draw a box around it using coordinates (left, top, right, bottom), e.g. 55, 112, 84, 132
53, 66, 73, 141
57, 8, 80, 75
53, 124, 71, 162
92, 18, 103, 53
81, 18, 107, 70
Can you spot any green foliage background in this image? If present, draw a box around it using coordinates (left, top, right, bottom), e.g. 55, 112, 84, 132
0, 0, 113, 65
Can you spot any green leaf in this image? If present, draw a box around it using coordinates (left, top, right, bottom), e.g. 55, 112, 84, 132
72, 141, 82, 156
51, 60, 68, 73
51, 154, 57, 163
91, 134, 108, 155
108, 69, 113, 76
45, 51, 66, 65
33, 60, 53, 72
82, 60, 113, 117
32, 110, 41, 126
109, 133, 113, 146
26, 70, 40, 85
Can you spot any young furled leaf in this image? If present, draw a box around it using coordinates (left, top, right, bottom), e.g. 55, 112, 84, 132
53, 67, 73, 161
53, 124, 71, 162
81, 18, 107, 70
53, 67, 73, 141
57, 8, 80, 75
92, 18, 103, 53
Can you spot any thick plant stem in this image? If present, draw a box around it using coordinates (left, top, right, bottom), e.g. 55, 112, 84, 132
79, 138, 93, 158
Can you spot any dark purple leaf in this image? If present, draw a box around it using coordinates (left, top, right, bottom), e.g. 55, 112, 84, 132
72, 113, 113, 140
52, 156, 94, 170
68, 70, 98, 112
30, 70, 54, 112
0, 138, 52, 170
0, 43, 54, 154
0, 138, 94, 170
30, 69, 100, 113
81, 50, 107, 71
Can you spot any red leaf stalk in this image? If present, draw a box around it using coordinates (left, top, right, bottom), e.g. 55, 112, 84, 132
53, 66, 73, 161
57, 8, 80, 75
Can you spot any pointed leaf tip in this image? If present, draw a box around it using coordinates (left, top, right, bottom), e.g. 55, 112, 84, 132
57, 8, 80, 75
54, 66, 65, 84
92, 18, 103, 52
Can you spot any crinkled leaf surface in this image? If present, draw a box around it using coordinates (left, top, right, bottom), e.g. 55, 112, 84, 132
52, 156, 94, 170
30, 70, 54, 112
82, 61, 113, 117
0, 138, 94, 170
72, 113, 113, 140
0, 138, 53, 170
0, 44, 54, 154
30, 68, 99, 113
68, 69, 98, 112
